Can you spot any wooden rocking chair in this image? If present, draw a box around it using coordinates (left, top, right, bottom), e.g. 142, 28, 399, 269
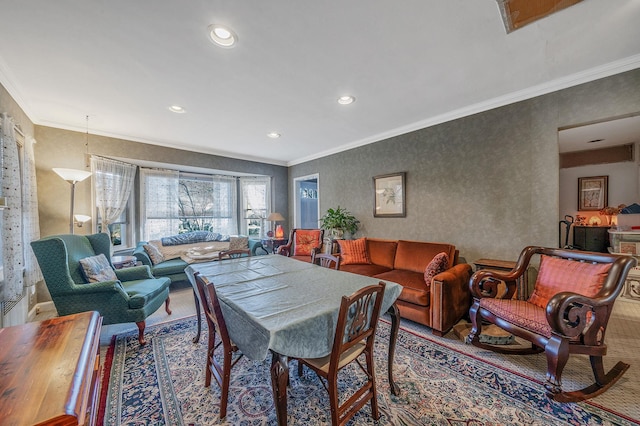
467, 246, 636, 402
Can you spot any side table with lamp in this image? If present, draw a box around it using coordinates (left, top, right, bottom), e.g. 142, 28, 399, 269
263, 212, 287, 253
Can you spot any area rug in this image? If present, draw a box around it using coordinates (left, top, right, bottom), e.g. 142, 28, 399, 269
99, 316, 639, 425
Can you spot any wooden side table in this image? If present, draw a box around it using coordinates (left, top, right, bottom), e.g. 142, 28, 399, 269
261, 238, 288, 254
111, 255, 138, 269
0, 311, 102, 425
474, 258, 530, 300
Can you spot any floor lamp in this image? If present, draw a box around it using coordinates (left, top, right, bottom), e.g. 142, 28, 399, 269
53, 168, 92, 234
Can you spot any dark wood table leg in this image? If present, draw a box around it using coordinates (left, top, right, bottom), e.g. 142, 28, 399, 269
387, 303, 401, 395
192, 289, 202, 343
270, 350, 289, 426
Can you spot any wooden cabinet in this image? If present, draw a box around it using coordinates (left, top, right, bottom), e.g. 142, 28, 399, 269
573, 225, 610, 253
0, 311, 102, 425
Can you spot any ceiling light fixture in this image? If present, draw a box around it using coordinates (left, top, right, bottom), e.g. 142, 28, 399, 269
267, 132, 281, 139
169, 105, 186, 113
208, 24, 237, 48
337, 95, 355, 105
588, 138, 604, 143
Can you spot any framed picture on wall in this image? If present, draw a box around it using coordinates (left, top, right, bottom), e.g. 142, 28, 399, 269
578, 175, 608, 211
373, 172, 406, 217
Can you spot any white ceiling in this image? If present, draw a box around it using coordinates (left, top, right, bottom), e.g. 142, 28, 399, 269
1, 1, 639, 166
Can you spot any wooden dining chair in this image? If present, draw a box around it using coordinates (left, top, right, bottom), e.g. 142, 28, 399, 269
193, 272, 244, 419
296, 282, 386, 426
218, 248, 251, 260
312, 252, 341, 270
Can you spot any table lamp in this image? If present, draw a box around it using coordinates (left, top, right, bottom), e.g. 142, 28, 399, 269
267, 212, 285, 238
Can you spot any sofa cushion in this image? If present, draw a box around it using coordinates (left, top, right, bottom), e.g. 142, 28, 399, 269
394, 240, 456, 273
79, 254, 117, 283
424, 252, 449, 284
122, 278, 170, 309
528, 255, 612, 309
367, 239, 397, 269
337, 238, 370, 265
375, 269, 430, 307
143, 243, 165, 265
152, 258, 188, 276
293, 229, 323, 256
340, 264, 392, 277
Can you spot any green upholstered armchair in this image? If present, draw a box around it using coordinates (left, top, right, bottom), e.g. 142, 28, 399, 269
30, 233, 172, 345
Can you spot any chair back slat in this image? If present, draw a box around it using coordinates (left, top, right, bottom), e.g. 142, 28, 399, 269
218, 249, 251, 260
330, 282, 385, 367
313, 252, 341, 270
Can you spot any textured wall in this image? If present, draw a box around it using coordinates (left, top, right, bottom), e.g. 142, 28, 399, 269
290, 69, 640, 264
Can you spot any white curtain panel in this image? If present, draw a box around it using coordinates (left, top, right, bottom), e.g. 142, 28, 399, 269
0, 114, 24, 302
22, 136, 42, 287
91, 156, 137, 237
240, 176, 270, 235
140, 167, 180, 241
211, 175, 239, 236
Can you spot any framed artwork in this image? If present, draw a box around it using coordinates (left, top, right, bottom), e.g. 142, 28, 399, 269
373, 172, 406, 217
578, 175, 608, 211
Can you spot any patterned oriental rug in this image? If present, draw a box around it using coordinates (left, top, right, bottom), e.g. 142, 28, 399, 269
99, 316, 639, 425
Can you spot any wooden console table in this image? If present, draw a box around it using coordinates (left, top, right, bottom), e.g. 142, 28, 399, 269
0, 311, 102, 425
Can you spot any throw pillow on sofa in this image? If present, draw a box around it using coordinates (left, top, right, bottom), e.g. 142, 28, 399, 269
293, 229, 323, 256
143, 243, 165, 265
424, 252, 449, 284
79, 253, 118, 283
229, 236, 249, 250
338, 238, 370, 265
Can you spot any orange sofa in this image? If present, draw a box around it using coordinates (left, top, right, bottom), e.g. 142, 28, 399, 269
338, 238, 472, 336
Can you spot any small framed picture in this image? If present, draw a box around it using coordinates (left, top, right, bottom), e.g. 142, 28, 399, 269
578, 176, 608, 211
373, 172, 406, 217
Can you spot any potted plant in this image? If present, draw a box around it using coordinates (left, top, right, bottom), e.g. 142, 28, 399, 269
319, 206, 360, 239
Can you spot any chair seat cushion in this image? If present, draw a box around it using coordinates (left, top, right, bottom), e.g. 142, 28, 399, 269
479, 298, 552, 338
302, 341, 366, 373
375, 269, 430, 306
123, 277, 171, 309
152, 258, 188, 276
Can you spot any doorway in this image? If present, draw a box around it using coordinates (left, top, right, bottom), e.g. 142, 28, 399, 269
294, 174, 320, 229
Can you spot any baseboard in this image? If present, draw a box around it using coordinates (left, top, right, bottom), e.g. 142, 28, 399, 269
28, 301, 56, 321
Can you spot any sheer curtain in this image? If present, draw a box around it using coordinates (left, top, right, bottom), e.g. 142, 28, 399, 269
140, 168, 180, 240
22, 136, 41, 288
91, 156, 137, 237
0, 113, 24, 302
211, 175, 238, 235
240, 176, 270, 236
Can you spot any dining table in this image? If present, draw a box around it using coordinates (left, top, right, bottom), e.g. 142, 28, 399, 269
186, 254, 403, 425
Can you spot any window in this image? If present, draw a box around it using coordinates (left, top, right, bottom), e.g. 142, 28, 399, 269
240, 177, 271, 238
140, 169, 240, 241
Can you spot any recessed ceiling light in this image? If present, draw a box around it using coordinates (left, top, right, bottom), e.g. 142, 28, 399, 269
168, 105, 186, 113
337, 95, 355, 105
208, 24, 237, 48
588, 138, 605, 143
267, 132, 281, 139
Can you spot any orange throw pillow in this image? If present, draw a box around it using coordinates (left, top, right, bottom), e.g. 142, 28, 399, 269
293, 230, 323, 256
528, 255, 612, 309
337, 238, 370, 265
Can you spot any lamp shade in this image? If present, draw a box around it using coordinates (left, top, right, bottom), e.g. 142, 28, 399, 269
267, 212, 285, 222
53, 168, 92, 183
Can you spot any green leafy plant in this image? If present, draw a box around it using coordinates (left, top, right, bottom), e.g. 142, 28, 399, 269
319, 206, 360, 238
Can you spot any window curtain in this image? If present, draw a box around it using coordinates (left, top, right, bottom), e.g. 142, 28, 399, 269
22, 136, 42, 288
211, 175, 238, 235
140, 168, 180, 241
240, 176, 270, 235
91, 156, 136, 238
0, 113, 24, 302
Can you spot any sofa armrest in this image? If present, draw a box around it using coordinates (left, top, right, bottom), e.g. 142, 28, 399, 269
115, 265, 154, 281
133, 242, 153, 267
430, 263, 473, 335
